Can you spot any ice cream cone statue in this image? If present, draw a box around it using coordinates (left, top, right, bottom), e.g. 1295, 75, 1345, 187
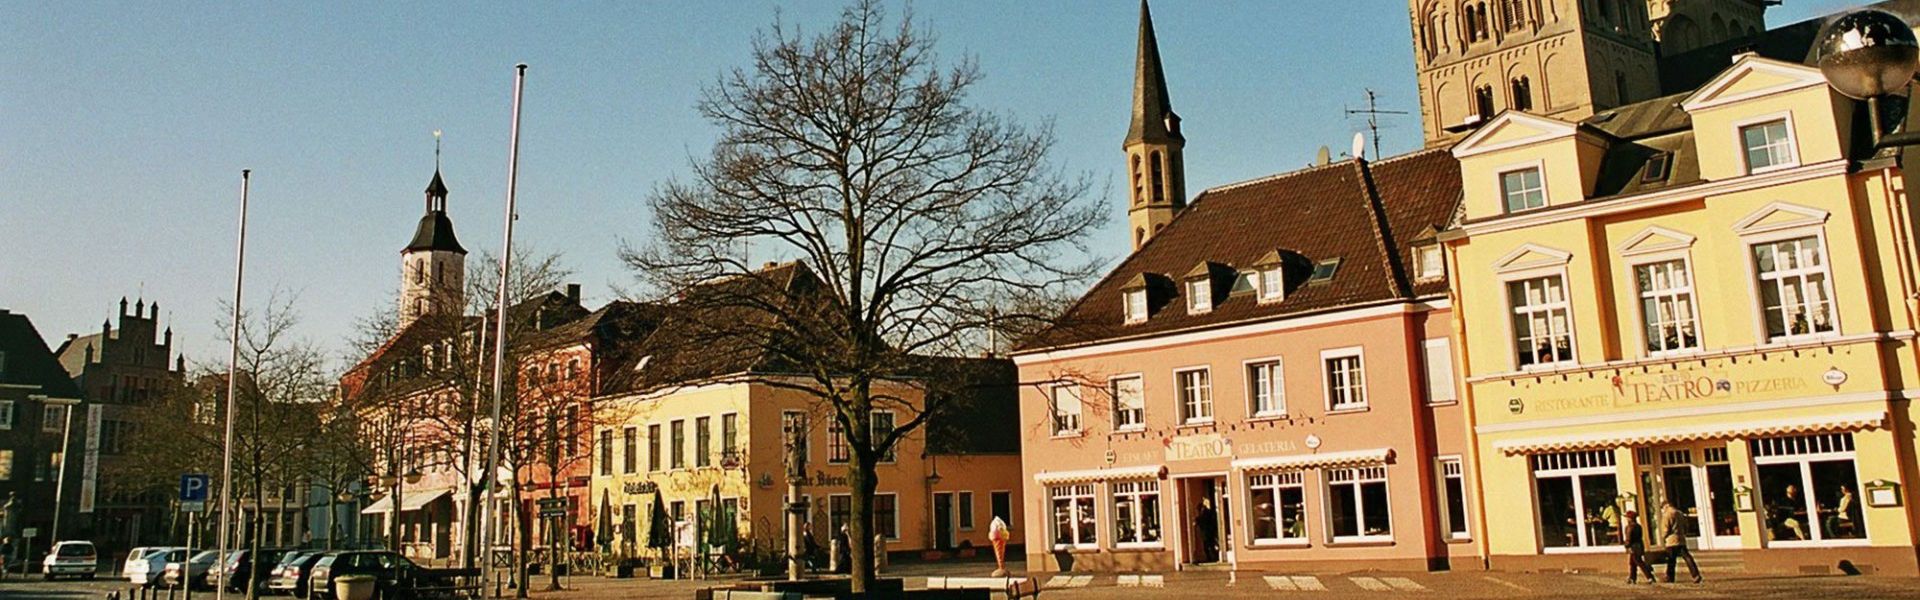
989, 516, 1010, 577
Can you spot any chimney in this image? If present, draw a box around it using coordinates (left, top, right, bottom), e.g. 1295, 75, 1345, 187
565, 284, 581, 305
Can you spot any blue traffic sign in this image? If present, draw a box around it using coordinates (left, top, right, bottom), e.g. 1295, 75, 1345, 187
180, 474, 210, 503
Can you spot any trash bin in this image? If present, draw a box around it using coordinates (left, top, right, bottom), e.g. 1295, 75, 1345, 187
334, 574, 377, 600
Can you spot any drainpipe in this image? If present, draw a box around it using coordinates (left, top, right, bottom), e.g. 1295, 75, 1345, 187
1443, 242, 1494, 570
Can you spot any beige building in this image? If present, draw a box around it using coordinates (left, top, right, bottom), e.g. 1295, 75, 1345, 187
1410, 0, 1767, 146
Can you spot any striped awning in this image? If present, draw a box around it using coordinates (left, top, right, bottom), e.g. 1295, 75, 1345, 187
1230, 448, 1393, 472
1493, 411, 1887, 455
1033, 464, 1165, 485
361, 488, 452, 514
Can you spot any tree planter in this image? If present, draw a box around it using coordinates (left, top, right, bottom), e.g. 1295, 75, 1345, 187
333, 575, 377, 600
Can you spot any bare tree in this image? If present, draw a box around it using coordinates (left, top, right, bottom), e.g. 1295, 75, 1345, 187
623, 1, 1102, 590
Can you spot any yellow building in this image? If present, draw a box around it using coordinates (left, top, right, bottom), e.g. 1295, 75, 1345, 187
1441, 48, 1920, 574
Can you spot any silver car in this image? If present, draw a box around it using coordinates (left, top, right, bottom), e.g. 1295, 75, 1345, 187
126, 548, 187, 587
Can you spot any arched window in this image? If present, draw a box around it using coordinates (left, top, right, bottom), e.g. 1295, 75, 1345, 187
1135, 227, 1146, 247
1149, 151, 1165, 205
1615, 71, 1630, 105
413, 259, 425, 284
1474, 85, 1496, 121
1501, 0, 1521, 31
1510, 76, 1532, 112
1131, 154, 1144, 205
1474, 2, 1489, 40
414, 297, 426, 317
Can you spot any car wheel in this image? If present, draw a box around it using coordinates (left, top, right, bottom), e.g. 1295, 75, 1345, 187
83, 573, 95, 580
41, 573, 52, 581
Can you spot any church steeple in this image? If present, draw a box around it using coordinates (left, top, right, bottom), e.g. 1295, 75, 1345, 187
1123, 0, 1186, 253
399, 133, 467, 329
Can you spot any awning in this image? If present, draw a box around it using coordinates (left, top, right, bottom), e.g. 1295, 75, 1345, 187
1231, 448, 1393, 472
360, 488, 453, 514
1493, 411, 1886, 455
1033, 464, 1165, 485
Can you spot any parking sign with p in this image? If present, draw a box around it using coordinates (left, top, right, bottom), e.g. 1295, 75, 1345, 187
180, 474, 209, 512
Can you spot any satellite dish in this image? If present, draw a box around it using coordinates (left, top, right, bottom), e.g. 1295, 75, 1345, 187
1351, 132, 1367, 160
1315, 146, 1331, 166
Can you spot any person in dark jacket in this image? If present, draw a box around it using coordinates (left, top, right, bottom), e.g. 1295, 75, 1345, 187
1194, 498, 1219, 563
1621, 509, 1655, 584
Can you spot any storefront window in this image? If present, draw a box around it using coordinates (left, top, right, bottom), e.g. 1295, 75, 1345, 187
1326, 466, 1390, 542
1050, 484, 1098, 549
1531, 450, 1619, 549
1111, 480, 1161, 546
1752, 433, 1865, 544
1248, 471, 1306, 543
829, 494, 851, 535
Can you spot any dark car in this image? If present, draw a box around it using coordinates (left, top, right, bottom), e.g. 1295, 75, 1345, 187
212, 547, 288, 593
306, 551, 424, 600
268, 551, 326, 598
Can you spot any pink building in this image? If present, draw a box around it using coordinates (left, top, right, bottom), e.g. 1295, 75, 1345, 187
1014, 130, 1474, 570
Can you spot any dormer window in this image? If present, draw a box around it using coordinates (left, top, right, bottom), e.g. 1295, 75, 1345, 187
1414, 244, 1445, 281
1500, 166, 1546, 213
1187, 279, 1212, 314
1739, 118, 1796, 174
1259, 266, 1285, 302
1123, 289, 1148, 323
1309, 258, 1342, 284
1642, 151, 1672, 182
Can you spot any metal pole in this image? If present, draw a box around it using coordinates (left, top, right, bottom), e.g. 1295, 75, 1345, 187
49, 399, 77, 543
215, 169, 249, 600
480, 62, 527, 597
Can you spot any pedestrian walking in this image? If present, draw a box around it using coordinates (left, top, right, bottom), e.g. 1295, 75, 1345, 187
1660, 501, 1702, 584
1194, 498, 1219, 564
1620, 510, 1654, 584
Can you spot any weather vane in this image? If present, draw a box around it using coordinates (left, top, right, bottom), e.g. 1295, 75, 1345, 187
433, 129, 443, 169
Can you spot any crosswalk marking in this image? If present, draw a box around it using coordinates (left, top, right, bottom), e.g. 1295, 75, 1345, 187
1381, 576, 1427, 591
1043, 575, 1072, 589
1068, 575, 1092, 587
1351, 576, 1393, 591
1482, 575, 1529, 592
1291, 575, 1328, 591
1264, 575, 1298, 591
1142, 574, 1165, 588
1117, 575, 1140, 587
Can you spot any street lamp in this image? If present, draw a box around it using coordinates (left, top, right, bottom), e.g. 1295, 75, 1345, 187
1817, 9, 1920, 147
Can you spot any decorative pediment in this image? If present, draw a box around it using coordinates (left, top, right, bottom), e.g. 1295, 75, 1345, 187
1493, 243, 1573, 274
1617, 225, 1697, 257
1451, 111, 1580, 159
1733, 201, 1829, 235
1679, 55, 1827, 113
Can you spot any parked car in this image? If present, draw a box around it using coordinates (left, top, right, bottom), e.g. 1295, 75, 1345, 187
162, 550, 223, 589
42, 541, 98, 580
126, 548, 188, 587
212, 547, 287, 593
268, 551, 326, 598
308, 550, 471, 600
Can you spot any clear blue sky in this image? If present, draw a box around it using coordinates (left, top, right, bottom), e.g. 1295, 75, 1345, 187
0, 1, 1861, 365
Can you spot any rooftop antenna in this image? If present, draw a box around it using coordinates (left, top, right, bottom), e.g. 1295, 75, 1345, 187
1344, 88, 1408, 159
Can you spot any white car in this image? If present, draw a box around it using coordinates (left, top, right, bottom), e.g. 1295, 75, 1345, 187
126, 547, 186, 586
42, 540, 98, 580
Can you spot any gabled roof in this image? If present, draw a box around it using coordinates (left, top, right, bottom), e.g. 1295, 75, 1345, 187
0, 309, 83, 397
54, 331, 105, 377
601, 262, 836, 396
1018, 148, 1461, 352
1678, 54, 1828, 113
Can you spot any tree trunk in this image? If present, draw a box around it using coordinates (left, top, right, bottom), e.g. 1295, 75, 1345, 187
512, 478, 530, 599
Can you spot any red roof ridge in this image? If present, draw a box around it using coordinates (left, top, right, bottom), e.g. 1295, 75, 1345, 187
1353, 159, 1411, 299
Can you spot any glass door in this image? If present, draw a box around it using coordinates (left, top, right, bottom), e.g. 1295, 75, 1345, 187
1702, 446, 1741, 549
1655, 448, 1708, 549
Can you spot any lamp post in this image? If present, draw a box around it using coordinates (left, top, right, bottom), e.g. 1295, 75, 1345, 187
42, 397, 80, 547
1816, 9, 1920, 147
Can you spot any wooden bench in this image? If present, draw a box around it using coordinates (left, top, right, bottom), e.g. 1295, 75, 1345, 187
925, 576, 1040, 598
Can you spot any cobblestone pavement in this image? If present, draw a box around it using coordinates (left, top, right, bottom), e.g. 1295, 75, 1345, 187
10, 562, 1920, 600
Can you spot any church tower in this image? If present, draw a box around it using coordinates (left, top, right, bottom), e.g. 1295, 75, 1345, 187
399, 166, 467, 329
1124, 0, 1186, 252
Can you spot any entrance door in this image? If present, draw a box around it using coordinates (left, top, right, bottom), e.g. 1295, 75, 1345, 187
1646, 446, 1738, 550
1179, 477, 1230, 565
933, 493, 954, 550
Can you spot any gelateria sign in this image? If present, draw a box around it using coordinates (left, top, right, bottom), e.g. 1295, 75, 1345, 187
1514, 368, 1815, 415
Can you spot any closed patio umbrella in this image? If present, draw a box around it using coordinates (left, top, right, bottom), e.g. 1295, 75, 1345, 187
597, 489, 614, 552
646, 489, 672, 554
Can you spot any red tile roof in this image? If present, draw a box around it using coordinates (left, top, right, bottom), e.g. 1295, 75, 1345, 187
1019, 148, 1461, 352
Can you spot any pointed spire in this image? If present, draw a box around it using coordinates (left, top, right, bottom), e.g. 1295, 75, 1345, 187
425, 130, 449, 212
1127, 0, 1182, 146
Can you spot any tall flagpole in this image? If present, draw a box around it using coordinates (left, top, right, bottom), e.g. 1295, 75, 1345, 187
215, 169, 250, 600
481, 63, 527, 596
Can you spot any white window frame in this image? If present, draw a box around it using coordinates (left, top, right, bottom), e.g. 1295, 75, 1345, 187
1324, 465, 1392, 543
1109, 374, 1145, 432
0, 400, 12, 430
1497, 162, 1548, 214
1502, 268, 1579, 370
1627, 252, 1705, 357
1186, 279, 1213, 314
1751, 433, 1869, 548
1247, 471, 1309, 546
1244, 357, 1286, 418
1258, 266, 1286, 303
1413, 244, 1445, 281
1531, 450, 1620, 553
1422, 338, 1456, 405
1049, 484, 1099, 550
42, 404, 67, 434
1123, 289, 1148, 324
1742, 229, 1840, 344
1050, 383, 1083, 437
871, 409, 897, 464
1321, 347, 1367, 413
1437, 456, 1471, 541
1110, 479, 1163, 549
1175, 367, 1213, 425
1734, 112, 1800, 175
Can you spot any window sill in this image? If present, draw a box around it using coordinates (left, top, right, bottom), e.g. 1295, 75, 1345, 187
1748, 163, 1800, 176
1111, 543, 1166, 552
1424, 400, 1458, 408
1247, 413, 1289, 423
1177, 421, 1216, 431
1325, 407, 1369, 416
1050, 431, 1084, 440
1248, 540, 1311, 549
1050, 545, 1101, 554
1326, 537, 1394, 547
1445, 535, 1473, 544
1111, 427, 1147, 436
